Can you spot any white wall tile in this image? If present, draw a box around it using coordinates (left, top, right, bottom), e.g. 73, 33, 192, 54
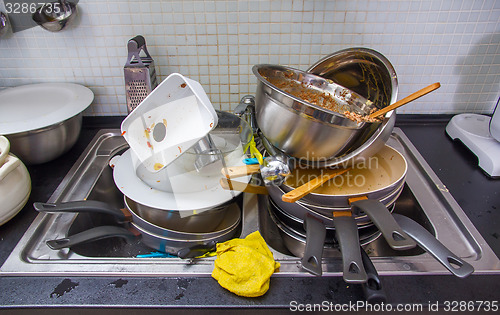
0, 0, 498, 116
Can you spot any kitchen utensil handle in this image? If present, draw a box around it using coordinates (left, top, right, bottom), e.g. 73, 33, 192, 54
350, 198, 416, 250
282, 168, 350, 203
393, 214, 474, 278
332, 214, 368, 284
34, 200, 131, 223
219, 178, 268, 195
360, 247, 387, 303
368, 83, 440, 119
126, 35, 153, 67
177, 241, 217, 259
45, 226, 137, 250
130, 35, 146, 49
221, 164, 260, 179
0, 154, 21, 182
300, 214, 326, 276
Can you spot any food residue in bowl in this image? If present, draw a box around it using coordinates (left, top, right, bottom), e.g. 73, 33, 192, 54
153, 163, 164, 171
261, 69, 382, 123
344, 108, 381, 123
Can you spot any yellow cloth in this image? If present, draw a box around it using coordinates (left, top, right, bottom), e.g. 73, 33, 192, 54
212, 231, 280, 297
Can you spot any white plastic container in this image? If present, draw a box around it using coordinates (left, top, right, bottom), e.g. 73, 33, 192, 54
121, 73, 218, 173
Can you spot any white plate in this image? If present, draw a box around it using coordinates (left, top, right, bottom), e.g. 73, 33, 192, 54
0, 83, 94, 135
113, 149, 249, 212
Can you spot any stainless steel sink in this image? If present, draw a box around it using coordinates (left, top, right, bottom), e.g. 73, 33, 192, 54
1, 128, 499, 277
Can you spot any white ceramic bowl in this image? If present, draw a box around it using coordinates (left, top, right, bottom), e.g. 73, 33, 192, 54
0, 136, 31, 226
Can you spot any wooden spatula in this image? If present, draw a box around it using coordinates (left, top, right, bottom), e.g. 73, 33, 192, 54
368, 82, 441, 119
221, 164, 260, 179
219, 178, 268, 195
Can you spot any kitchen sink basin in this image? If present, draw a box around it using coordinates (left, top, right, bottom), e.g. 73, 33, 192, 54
1, 128, 499, 277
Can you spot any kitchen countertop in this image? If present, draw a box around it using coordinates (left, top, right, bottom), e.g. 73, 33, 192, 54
1, 115, 499, 312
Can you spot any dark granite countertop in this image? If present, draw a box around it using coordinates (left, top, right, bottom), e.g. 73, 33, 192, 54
1, 115, 499, 312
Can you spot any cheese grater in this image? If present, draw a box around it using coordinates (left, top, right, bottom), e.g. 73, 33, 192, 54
124, 35, 158, 113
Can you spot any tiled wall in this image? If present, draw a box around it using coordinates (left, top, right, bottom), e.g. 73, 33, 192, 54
0, 0, 499, 116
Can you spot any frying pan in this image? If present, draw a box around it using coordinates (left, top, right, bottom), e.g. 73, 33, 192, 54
261, 145, 415, 279
271, 206, 387, 302
269, 197, 474, 280
272, 145, 416, 251
34, 196, 241, 258
267, 199, 378, 284
269, 197, 383, 247
269, 181, 403, 228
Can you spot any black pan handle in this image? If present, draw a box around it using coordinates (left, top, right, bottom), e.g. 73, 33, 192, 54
332, 215, 368, 284
351, 199, 416, 250
46, 226, 137, 250
34, 200, 129, 223
300, 214, 326, 276
360, 247, 387, 303
393, 214, 474, 278
176, 241, 217, 259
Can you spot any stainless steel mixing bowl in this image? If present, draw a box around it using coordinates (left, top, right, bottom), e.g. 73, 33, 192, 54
5, 113, 83, 165
308, 47, 398, 112
253, 48, 398, 169
253, 64, 377, 161
304, 47, 399, 168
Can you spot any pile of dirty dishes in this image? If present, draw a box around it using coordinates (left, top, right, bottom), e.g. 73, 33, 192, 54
114, 74, 251, 253
37, 74, 253, 257
253, 47, 398, 169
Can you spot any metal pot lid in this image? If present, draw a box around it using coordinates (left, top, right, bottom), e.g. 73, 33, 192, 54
307, 47, 398, 110
0, 83, 93, 135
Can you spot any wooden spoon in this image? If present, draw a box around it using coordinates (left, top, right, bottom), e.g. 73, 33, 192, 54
281, 168, 351, 203
221, 164, 260, 179
219, 178, 268, 195
368, 82, 441, 119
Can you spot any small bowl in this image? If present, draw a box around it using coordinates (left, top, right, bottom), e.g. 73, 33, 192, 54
32, 0, 77, 32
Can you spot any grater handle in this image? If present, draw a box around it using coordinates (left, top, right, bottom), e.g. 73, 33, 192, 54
130, 35, 146, 48
126, 35, 153, 67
